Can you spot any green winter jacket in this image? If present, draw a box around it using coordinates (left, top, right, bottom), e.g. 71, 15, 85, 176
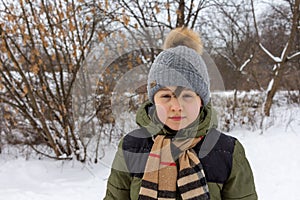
103, 102, 257, 200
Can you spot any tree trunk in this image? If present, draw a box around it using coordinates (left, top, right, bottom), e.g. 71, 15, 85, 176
176, 0, 185, 27
263, 0, 300, 116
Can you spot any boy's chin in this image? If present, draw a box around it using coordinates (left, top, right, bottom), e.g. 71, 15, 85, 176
165, 124, 187, 131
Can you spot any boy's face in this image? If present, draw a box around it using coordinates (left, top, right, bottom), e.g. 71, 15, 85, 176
154, 86, 202, 131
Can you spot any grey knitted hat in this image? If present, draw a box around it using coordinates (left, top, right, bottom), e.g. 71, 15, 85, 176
147, 28, 210, 106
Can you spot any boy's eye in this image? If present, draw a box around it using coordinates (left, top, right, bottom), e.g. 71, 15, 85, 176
181, 92, 196, 98
161, 94, 172, 98
182, 94, 193, 98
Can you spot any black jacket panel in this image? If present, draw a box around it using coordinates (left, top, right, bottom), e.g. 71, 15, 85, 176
122, 128, 236, 184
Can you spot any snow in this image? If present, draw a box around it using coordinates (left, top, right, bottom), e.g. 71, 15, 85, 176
231, 127, 300, 200
0, 159, 103, 200
1, 105, 300, 200
259, 43, 282, 63
0, 146, 116, 200
266, 78, 274, 93
239, 55, 253, 71
288, 51, 300, 60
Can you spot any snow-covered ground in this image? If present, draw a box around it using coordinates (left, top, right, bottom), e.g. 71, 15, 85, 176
0, 106, 300, 200
0, 146, 116, 200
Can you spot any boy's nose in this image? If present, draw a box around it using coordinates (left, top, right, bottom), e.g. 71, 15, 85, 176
170, 98, 182, 111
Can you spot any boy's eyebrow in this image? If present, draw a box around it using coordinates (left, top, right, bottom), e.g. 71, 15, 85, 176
159, 88, 172, 91
158, 87, 193, 92
158, 86, 193, 97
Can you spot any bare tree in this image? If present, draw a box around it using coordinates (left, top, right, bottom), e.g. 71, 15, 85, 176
250, 0, 300, 116
0, 0, 108, 161
199, 0, 270, 90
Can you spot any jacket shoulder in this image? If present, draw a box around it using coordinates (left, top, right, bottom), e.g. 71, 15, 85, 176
122, 127, 153, 152
121, 128, 153, 177
196, 128, 237, 184
197, 128, 236, 158
222, 137, 258, 199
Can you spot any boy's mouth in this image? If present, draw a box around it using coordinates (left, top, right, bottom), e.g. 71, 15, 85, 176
169, 116, 185, 121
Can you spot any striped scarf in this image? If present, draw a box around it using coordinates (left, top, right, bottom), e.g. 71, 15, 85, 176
138, 135, 210, 200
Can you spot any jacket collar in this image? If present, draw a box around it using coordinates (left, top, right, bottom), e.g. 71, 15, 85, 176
136, 101, 218, 138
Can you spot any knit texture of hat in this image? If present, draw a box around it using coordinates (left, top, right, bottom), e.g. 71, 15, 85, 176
147, 45, 210, 106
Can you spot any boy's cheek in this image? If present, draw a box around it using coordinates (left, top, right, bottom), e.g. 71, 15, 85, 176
155, 104, 168, 123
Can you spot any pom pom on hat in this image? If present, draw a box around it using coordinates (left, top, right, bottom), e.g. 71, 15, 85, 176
147, 27, 211, 106
163, 27, 203, 54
